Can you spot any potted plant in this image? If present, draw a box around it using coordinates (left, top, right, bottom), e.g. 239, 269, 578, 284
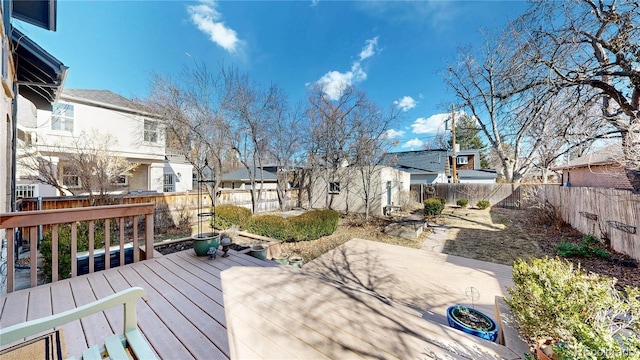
506, 257, 640, 359
273, 252, 289, 265
192, 230, 221, 256
250, 243, 268, 260
289, 255, 303, 268
446, 305, 498, 342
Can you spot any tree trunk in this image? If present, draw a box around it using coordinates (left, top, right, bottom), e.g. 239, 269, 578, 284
623, 126, 640, 193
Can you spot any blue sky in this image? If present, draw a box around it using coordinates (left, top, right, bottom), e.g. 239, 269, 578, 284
16, 0, 529, 151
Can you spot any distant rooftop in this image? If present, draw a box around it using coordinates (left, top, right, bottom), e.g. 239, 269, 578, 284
61, 89, 143, 113
221, 168, 278, 182
382, 149, 448, 174
553, 144, 624, 169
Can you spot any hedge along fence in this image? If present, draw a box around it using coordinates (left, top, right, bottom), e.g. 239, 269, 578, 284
217, 205, 339, 242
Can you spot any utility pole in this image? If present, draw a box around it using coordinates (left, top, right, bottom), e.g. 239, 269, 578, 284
451, 104, 457, 183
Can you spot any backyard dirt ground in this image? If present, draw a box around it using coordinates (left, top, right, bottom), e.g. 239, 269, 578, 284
434, 206, 639, 289
156, 206, 638, 289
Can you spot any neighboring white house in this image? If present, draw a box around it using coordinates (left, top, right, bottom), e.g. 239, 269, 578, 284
308, 166, 411, 216
16, 89, 193, 197
383, 149, 497, 184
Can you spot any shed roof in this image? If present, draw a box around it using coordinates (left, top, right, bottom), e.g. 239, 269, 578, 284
221, 168, 278, 182
458, 169, 498, 179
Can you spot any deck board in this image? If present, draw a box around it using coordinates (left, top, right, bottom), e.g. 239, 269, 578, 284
69, 276, 113, 348
2, 242, 524, 360
51, 281, 87, 355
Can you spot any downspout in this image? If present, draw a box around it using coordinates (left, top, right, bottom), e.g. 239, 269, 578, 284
10, 81, 17, 212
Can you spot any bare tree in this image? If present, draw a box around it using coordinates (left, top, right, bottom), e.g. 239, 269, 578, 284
444, 28, 612, 183
18, 130, 138, 205
223, 69, 284, 214
268, 100, 306, 211
141, 63, 232, 201
306, 85, 365, 210
519, 0, 640, 191
350, 100, 400, 220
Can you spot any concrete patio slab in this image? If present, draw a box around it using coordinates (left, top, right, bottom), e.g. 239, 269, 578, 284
223, 239, 522, 359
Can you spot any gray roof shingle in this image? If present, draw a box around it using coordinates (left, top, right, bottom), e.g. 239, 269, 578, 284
382, 150, 448, 174
554, 144, 624, 169
61, 89, 139, 111
221, 168, 278, 182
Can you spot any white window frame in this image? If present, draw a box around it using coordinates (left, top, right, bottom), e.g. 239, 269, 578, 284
456, 156, 469, 165
144, 119, 158, 143
163, 173, 175, 192
16, 184, 36, 198
62, 167, 80, 188
51, 103, 75, 132
113, 175, 128, 186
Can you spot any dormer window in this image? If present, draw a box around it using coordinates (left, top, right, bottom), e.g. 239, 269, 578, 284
456, 156, 469, 165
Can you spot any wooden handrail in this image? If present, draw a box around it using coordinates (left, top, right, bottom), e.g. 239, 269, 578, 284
0, 203, 155, 293
0, 203, 155, 228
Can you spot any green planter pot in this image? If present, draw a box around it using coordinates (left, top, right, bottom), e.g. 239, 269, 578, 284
289, 256, 303, 268
250, 244, 268, 260
273, 253, 289, 265
192, 233, 221, 256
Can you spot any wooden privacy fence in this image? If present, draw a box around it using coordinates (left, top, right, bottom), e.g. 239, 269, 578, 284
538, 186, 639, 262
410, 183, 531, 208
18, 189, 299, 232
411, 183, 639, 261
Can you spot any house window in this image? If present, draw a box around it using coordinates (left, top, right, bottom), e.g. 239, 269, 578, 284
113, 175, 128, 186
16, 185, 36, 199
163, 173, 175, 192
456, 156, 469, 165
144, 119, 158, 143
51, 103, 74, 132
329, 182, 340, 194
62, 167, 80, 188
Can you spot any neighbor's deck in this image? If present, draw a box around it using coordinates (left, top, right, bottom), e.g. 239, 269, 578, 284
1, 240, 522, 359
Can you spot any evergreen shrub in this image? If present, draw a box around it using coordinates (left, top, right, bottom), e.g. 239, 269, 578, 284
424, 198, 444, 216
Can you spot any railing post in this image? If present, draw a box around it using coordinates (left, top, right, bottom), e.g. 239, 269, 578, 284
145, 213, 153, 259
6, 228, 14, 293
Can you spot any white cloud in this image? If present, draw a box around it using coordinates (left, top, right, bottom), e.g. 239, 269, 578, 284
188, 0, 240, 53
411, 113, 448, 134
315, 37, 379, 100
386, 129, 405, 139
401, 138, 425, 149
394, 96, 417, 112
359, 37, 379, 60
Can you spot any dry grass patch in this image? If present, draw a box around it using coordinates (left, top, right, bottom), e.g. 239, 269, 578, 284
438, 207, 544, 266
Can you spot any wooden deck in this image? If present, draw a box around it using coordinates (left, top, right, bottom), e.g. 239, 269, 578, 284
1, 239, 523, 359
0, 248, 274, 359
